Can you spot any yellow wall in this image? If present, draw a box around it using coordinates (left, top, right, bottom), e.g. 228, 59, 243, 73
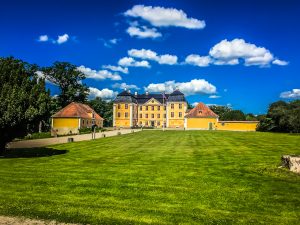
138, 98, 166, 127
114, 103, 136, 128
53, 118, 79, 128
167, 102, 186, 128
186, 118, 218, 129
216, 121, 259, 131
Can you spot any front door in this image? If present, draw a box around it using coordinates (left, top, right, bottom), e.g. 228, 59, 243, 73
208, 122, 213, 130
151, 121, 155, 127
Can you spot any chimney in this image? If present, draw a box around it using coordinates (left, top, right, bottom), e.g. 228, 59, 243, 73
134, 91, 138, 96
146, 91, 149, 95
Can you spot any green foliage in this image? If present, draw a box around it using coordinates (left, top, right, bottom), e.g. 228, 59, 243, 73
78, 127, 104, 134
0, 131, 300, 224
0, 57, 51, 150
88, 97, 113, 127
209, 105, 249, 121
23, 132, 52, 140
257, 100, 300, 133
42, 62, 89, 107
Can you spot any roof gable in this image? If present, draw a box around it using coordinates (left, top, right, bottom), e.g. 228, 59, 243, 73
143, 97, 162, 105
185, 102, 218, 118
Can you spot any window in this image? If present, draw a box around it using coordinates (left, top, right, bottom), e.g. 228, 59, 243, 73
164, 114, 166, 118
145, 121, 148, 126
145, 114, 148, 118
151, 114, 154, 118
157, 114, 160, 118
171, 104, 174, 109
157, 106, 160, 110
117, 112, 121, 117
125, 112, 128, 118
171, 112, 174, 118
179, 112, 182, 117
82, 120, 85, 125
157, 121, 160, 126
139, 106, 142, 110
146, 106, 148, 111
198, 110, 202, 114
164, 106, 166, 110
139, 114, 142, 118
125, 104, 128, 109
151, 106, 154, 110
118, 104, 121, 109
139, 121, 142, 125
179, 104, 182, 109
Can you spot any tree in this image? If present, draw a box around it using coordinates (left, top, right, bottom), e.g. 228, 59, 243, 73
223, 110, 246, 121
209, 105, 232, 120
0, 57, 50, 151
42, 62, 89, 107
88, 97, 113, 127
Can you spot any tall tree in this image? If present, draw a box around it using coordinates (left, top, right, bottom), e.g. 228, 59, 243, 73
42, 62, 89, 107
88, 97, 113, 127
0, 57, 50, 151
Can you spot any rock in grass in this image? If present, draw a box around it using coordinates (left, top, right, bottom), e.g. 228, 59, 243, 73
281, 155, 300, 173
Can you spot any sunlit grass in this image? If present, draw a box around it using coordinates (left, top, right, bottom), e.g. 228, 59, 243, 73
0, 131, 300, 224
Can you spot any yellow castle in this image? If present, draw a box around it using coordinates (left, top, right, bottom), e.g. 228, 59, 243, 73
113, 89, 259, 131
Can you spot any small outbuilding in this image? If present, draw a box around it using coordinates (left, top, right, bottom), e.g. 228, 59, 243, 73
51, 102, 103, 136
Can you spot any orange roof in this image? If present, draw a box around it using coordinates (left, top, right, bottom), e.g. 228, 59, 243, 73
52, 102, 103, 120
185, 102, 219, 118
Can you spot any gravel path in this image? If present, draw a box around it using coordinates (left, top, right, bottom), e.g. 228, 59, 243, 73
8, 129, 142, 149
0, 216, 80, 225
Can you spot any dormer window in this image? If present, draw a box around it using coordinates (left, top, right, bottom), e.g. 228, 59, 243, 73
198, 110, 202, 114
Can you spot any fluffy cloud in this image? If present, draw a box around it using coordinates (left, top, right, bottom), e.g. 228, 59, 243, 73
272, 59, 289, 66
209, 95, 221, 99
77, 65, 122, 80
89, 87, 118, 100
280, 89, 300, 99
126, 26, 162, 39
144, 79, 216, 96
38, 35, 48, 42
209, 39, 275, 66
112, 83, 140, 90
128, 48, 178, 65
185, 54, 211, 67
118, 57, 150, 68
124, 5, 205, 29
57, 34, 69, 44
102, 65, 128, 74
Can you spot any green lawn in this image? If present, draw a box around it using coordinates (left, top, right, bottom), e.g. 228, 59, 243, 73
0, 131, 300, 224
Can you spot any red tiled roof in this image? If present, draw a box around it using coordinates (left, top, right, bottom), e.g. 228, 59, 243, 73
185, 102, 218, 118
52, 102, 103, 120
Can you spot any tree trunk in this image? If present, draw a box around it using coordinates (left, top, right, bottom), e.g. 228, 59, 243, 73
39, 121, 42, 133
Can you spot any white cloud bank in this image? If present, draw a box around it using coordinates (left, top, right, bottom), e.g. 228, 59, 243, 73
77, 65, 122, 81
57, 34, 69, 44
128, 48, 178, 65
144, 79, 216, 96
126, 26, 162, 39
37, 33, 70, 44
102, 65, 128, 74
38, 35, 49, 42
185, 38, 288, 67
124, 5, 205, 29
112, 83, 140, 90
280, 89, 300, 99
118, 57, 150, 68
89, 87, 118, 100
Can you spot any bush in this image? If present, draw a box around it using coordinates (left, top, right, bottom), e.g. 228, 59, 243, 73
23, 132, 52, 140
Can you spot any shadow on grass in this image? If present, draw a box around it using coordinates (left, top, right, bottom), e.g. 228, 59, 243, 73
0, 147, 68, 158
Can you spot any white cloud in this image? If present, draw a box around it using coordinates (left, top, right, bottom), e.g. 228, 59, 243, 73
185, 54, 211, 67
89, 87, 118, 100
126, 26, 162, 39
38, 35, 48, 42
209, 95, 221, 99
209, 39, 275, 66
77, 65, 122, 81
124, 5, 205, 29
102, 65, 128, 74
35, 71, 54, 84
191, 102, 199, 107
109, 38, 120, 44
128, 48, 178, 65
272, 59, 289, 66
56, 34, 69, 44
144, 79, 216, 96
118, 57, 150, 68
112, 83, 140, 90
280, 89, 300, 99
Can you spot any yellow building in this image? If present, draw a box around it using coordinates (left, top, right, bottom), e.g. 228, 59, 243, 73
113, 89, 187, 128
51, 102, 104, 135
184, 102, 259, 131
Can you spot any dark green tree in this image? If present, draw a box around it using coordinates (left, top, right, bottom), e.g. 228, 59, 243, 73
42, 62, 89, 107
209, 105, 231, 120
0, 57, 51, 151
88, 97, 113, 127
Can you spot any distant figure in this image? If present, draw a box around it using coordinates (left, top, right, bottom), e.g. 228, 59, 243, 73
91, 124, 97, 140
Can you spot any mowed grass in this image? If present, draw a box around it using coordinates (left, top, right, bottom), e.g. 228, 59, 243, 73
0, 131, 300, 225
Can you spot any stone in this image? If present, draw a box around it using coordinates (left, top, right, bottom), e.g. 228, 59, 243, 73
281, 155, 300, 174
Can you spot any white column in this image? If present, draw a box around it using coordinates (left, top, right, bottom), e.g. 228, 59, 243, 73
130, 104, 133, 127
113, 104, 116, 126
78, 118, 81, 129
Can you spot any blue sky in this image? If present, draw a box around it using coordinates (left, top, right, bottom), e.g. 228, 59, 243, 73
1, 0, 300, 114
